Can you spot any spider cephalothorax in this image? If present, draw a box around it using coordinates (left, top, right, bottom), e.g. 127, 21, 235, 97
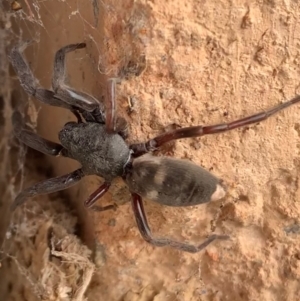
9, 42, 300, 253
59, 121, 130, 180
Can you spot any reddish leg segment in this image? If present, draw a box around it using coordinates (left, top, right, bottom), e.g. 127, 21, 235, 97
130, 95, 300, 156
131, 193, 229, 253
84, 182, 111, 208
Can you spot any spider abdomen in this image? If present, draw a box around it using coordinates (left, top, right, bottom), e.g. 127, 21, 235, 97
59, 122, 130, 181
125, 155, 226, 207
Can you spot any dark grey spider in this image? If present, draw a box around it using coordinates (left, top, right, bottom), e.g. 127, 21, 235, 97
9, 42, 300, 253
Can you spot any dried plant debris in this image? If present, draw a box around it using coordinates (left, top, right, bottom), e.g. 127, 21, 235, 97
1, 192, 94, 301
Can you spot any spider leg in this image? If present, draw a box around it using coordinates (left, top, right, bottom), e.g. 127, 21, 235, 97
79, 104, 128, 138
12, 110, 68, 156
131, 193, 229, 253
52, 43, 126, 131
52, 43, 101, 113
9, 42, 73, 110
84, 182, 119, 212
130, 95, 300, 156
84, 182, 111, 208
11, 169, 85, 210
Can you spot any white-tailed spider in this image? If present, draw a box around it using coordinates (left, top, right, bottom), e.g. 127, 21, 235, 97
9, 42, 300, 253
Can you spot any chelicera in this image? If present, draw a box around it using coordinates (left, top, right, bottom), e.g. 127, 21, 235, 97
9, 42, 300, 253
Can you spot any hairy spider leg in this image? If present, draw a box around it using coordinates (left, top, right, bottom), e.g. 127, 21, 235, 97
12, 110, 67, 156
131, 193, 229, 253
11, 169, 85, 210
52, 43, 102, 113
9, 42, 104, 123
130, 95, 300, 156
10, 42, 128, 134
9, 42, 73, 110
52, 43, 128, 136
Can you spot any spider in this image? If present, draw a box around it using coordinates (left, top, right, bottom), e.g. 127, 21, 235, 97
9, 42, 300, 253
